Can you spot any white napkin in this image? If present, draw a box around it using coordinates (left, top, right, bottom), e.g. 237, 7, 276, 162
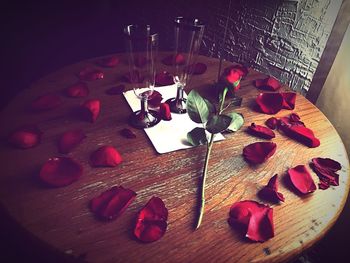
123, 84, 225, 154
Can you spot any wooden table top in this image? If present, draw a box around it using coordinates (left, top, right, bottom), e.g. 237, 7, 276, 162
0, 52, 349, 263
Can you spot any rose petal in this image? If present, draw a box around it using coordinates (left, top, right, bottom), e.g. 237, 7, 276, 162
312, 157, 341, 172
58, 129, 86, 154
281, 92, 296, 110
81, 99, 100, 123
311, 158, 341, 189
96, 56, 119, 68
105, 85, 125, 95
280, 125, 320, 148
278, 114, 305, 129
160, 103, 171, 121
134, 197, 168, 243
65, 82, 89, 98
223, 65, 248, 78
243, 142, 277, 164
228, 200, 274, 242
255, 77, 281, 91
288, 165, 316, 194
148, 91, 163, 108
90, 186, 136, 220
265, 117, 278, 130
155, 71, 174, 87
39, 157, 82, 187
122, 70, 144, 83
120, 128, 136, 139
185, 63, 207, 75
9, 125, 42, 149
258, 174, 285, 203
78, 68, 104, 81
90, 145, 123, 167
256, 93, 284, 114
162, 54, 186, 66
247, 123, 275, 139
31, 94, 62, 111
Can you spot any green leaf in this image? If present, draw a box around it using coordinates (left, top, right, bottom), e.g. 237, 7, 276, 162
187, 127, 208, 146
226, 112, 244, 132
187, 90, 215, 123
206, 114, 232, 134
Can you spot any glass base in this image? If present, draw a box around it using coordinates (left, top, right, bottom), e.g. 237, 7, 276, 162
165, 97, 187, 114
129, 110, 160, 129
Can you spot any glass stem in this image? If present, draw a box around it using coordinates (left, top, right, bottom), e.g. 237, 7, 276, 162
140, 97, 148, 117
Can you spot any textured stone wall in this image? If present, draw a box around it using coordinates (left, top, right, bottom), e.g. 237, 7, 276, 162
201, 0, 342, 94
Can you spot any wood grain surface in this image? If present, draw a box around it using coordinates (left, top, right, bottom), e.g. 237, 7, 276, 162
0, 52, 349, 263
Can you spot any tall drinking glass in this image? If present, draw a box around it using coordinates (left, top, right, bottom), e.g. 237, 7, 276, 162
166, 17, 205, 113
124, 24, 160, 128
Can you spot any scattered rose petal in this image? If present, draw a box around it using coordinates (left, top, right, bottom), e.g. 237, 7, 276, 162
311, 157, 341, 189
58, 129, 86, 154
105, 85, 125, 95
247, 123, 275, 139
265, 117, 278, 130
90, 186, 136, 220
39, 157, 82, 187
288, 165, 316, 194
78, 68, 104, 81
155, 71, 174, 86
96, 56, 119, 67
160, 103, 171, 121
278, 114, 305, 129
258, 174, 285, 203
148, 91, 163, 108
289, 113, 301, 122
228, 200, 274, 242
90, 145, 123, 167
120, 128, 136, 139
31, 94, 62, 111
81, 99, 100, 123
185, 63, 207, 75
162, 54, 186, 66
65, 82, 89, 98
256, 93, 284, 114
122, 70, 144, 83
9, 125, 42, 149
281, 92, 296, 110
134, 197, 168, 243
280, 125, 320, 148
134, 56, 147, 68
254, 77, 281, 91
243, 142, 277, 164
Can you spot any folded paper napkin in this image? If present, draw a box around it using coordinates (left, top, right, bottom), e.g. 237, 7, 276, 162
123, 84, 225, 154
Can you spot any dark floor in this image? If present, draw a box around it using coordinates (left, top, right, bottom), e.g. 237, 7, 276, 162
1, 1, 350, 262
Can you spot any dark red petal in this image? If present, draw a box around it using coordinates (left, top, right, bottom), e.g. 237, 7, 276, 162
312, 157, 341, 172
155, 71, 175, 87
90, 186, 136, 220
289, 113, 301, 122
105, 85, 125, 95
31, 94, 62, 111
255, 77, 281, 91
65, 82, 89, 98
90, 145, 123, 167
256, 93, 284, 114
310, 158, 341, 189
288, 165, 316, 194
265, 117, 278, 130
122, 70, 144, 83
248, 123, 275, 139
258, 174, 285, 203
134, 197, 168, 243
58, 129, 86, 154
39, 157, 82, 187
162, 54, 186, 66
96, 56, 119, 68
243, 142, 277, 164
228, 200, 274, 242
120, 128, 136, 139
78, 68, 104, 81
281, 92, 296, 110
185, 63, 207, 75
160, 103, 172, 121
9, 125, 42, 149
81, 99, 100, 123
148, 91, 163, 108
280, 125, 320, 148
278, 114, 305, 129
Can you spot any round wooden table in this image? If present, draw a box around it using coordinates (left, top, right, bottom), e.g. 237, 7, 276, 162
0, 52, 349, 263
